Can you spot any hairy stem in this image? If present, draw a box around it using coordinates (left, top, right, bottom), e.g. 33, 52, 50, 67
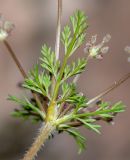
3, 40, 45, 115
22, 123, 55, 160
87, 72, 130, 105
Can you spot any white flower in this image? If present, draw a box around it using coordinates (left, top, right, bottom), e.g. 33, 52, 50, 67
0, 14, 14, 41
0, 29, 8, 41
84, 34, 111, 59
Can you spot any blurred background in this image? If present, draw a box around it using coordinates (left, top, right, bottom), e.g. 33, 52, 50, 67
0, 0, 130, 159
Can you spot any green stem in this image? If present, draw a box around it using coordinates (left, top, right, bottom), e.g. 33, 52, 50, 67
52, 56, 68, 100
46, 8, 84, 122
51, 22, 80, 101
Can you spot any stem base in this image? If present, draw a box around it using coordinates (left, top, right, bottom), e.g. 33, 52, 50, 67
22, 123, 55, 160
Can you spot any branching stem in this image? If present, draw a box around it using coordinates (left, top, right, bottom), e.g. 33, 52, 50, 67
87, 72, 130, 105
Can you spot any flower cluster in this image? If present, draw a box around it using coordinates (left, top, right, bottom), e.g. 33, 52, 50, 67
84, 34, 111, 59
0, 14, 14, 41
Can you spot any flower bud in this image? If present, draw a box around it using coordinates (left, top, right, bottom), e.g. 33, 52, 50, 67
103, 34, 111, 43
101, 46, 109, 54
91, 35, 97, 44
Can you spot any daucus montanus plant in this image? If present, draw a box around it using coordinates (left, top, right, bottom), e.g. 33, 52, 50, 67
0, 1, 130, 160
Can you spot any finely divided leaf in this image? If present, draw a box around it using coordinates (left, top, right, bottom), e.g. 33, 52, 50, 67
61, 25, 72, 53
66, 128, 86, 154
62, 10, 88, 57
63, 58, 87, 81
23, 65, 51, 99
77, 118, 101, 134
111, 101, 125, 113
8, 95, 44, 121
40, 44, 60, 77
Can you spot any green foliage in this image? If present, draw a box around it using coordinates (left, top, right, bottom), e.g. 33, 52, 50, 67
76, 118, 101, 134
62, 10, 88, 57
61, 82, 76, 101
57, 101, 125, 153
66, 128, 86, 154
23, 65, 51, 99
75, 101, 125, 119
62, 58, 87, 82
67, 92, 87, 111
8, 95, 44, 122
60, 82, 87, 109
61, 25, 72, 53
40, 44, 60, 78
9, 9, 126, 155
